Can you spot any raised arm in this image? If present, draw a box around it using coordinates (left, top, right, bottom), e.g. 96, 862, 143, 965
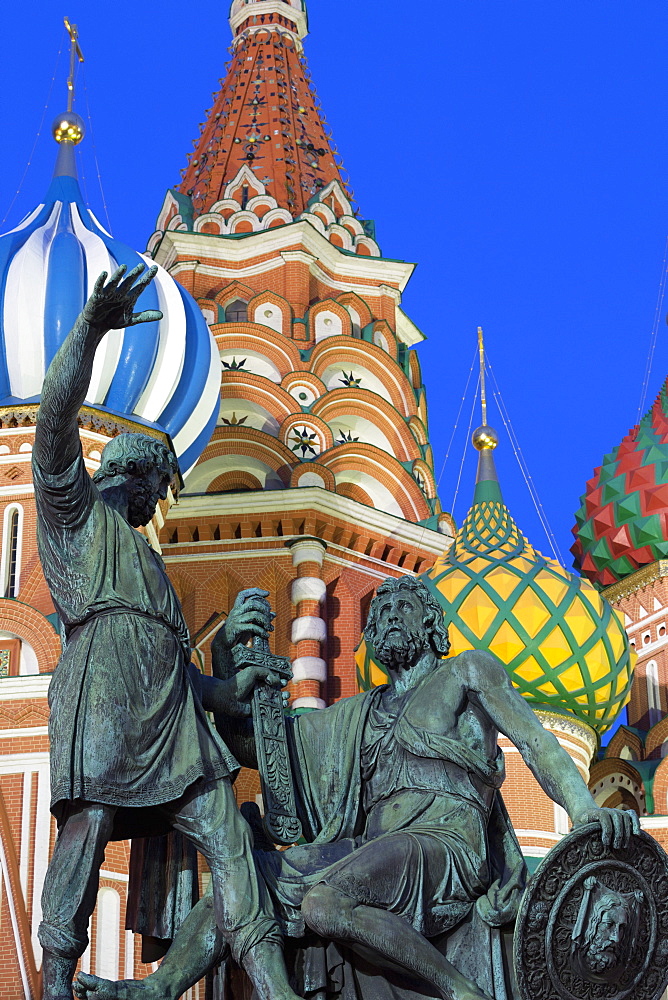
460, 649, 640, 847
34, 264, 162, 476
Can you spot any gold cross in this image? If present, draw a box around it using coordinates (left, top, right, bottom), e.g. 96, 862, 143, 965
63, 17, 84, 113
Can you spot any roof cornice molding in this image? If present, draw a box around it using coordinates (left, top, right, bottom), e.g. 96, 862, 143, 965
0, 674, 51, 701
168, 486, 450, 555
230, 0, 308, 41
154, 221, 414, 292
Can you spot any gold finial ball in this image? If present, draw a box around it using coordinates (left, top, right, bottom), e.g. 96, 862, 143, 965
52, 112, 85, 145
472, 425, 499, 451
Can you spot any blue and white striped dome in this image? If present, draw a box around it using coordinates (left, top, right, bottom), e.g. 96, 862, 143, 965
0, 145, 220, 476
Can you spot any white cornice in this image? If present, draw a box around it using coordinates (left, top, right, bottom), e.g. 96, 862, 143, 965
0, 674, 51, 701
167, 487, 449, 555
154, 221, 414, 293
0, 484, 34, 497
230, 1, 308, 40
396, 306, 425, 346
640, 816, 668, 829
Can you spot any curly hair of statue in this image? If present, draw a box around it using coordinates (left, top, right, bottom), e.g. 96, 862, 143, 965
92, 433, 179, 487
364, 576, 451, 657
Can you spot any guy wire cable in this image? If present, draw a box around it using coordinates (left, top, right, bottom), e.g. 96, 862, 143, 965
1, 32, 65, 229
436, 345, 479, 487
451, 373, 480, 519
636, 236, 668, 423
487, 359, 564, 566
81, 63, 113, 234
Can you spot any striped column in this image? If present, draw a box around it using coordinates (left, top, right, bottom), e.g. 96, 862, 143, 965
288, 538, 327, 710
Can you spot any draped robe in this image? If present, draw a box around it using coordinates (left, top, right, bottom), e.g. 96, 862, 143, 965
34, 453, 238, 837
131, 677, 526, 998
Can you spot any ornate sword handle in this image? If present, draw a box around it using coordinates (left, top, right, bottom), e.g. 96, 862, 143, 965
232, 631, 302, 846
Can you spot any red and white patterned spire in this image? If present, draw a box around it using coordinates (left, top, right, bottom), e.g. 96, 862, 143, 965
179, 0, 352, 219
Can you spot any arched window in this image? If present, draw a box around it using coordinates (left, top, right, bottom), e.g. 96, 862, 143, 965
95, 887, 120, 980
646, 660, 661, 726
224, 299, 248, 323
1, 504, 23, 598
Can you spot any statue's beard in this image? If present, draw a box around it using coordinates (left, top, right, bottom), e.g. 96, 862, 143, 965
584, 942, 619, 973
127, 481, 158, 527
374, 625, 427, 672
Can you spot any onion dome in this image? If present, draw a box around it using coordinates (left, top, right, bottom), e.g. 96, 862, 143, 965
358, 423, 634, 733
572, 384, 668, 588
0, 116, 220, 476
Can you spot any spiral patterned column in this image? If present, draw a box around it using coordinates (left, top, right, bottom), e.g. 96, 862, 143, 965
288, 538, 327, 710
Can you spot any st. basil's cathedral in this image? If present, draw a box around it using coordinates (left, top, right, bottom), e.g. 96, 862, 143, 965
0, 1, 663, 996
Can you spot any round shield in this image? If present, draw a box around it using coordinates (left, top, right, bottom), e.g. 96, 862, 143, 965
514, 822, 668, 1000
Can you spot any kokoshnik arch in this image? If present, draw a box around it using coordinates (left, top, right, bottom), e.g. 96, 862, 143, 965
0, 1, 660, 995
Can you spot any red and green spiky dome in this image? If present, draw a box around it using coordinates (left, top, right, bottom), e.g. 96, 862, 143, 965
572, 382, 668, 588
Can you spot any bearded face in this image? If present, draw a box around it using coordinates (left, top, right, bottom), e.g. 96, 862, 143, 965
125, 467, 171, 528
582, 904, 628, 973
374, 623, 428, 672
127, 478, 159, 527
367, 587, 434, 675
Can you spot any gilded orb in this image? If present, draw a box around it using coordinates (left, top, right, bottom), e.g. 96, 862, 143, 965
52, 112, 85, 146
472, 425, 498, 451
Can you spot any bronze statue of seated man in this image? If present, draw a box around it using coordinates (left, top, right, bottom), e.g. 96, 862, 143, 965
75, 576, 637, 1000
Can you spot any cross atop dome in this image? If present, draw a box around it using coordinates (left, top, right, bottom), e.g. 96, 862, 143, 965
0, 22, 221, 476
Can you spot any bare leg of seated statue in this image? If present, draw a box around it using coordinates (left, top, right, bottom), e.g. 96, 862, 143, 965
302, 884, 491, 1000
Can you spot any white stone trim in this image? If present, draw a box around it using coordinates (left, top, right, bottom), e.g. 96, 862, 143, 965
19, 771, 31, 899
0, 833, 32, 997
0, 727, 48, 739
230, 0, 308, 40
0, 675, 51, 701
532, 709, 597, 760
125, 929, 135, 978
291, 578, 326, 605
514, 830, 562, 842
520, 845, 552, 859
639, 816, 668, 829
31, 763, 50, 960
291, 616, 326, 644
162, 544, 410, 581
395, 307, 424, 346
291, 656, 327, 683
155, 221, 414, 292
0, 484, 34, 498
0, 752, 50, 772
165, 487, 447, 556
292, 696, 325, 711
99, 869, 129, 883
289, 539, 326, 567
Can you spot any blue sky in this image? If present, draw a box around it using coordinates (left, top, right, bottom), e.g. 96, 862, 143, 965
3, 0, 668, 572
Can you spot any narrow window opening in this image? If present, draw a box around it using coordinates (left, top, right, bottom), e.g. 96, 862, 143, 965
5, 509, 19, 598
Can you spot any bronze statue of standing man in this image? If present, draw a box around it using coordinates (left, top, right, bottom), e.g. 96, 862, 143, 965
34, 265, 302, 1000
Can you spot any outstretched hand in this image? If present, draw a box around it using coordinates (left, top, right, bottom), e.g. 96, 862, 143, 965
572, 805, 640, 849
82, 263, 163, 334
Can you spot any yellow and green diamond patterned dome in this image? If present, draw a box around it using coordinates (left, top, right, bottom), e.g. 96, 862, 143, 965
358, 428, 635, 733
